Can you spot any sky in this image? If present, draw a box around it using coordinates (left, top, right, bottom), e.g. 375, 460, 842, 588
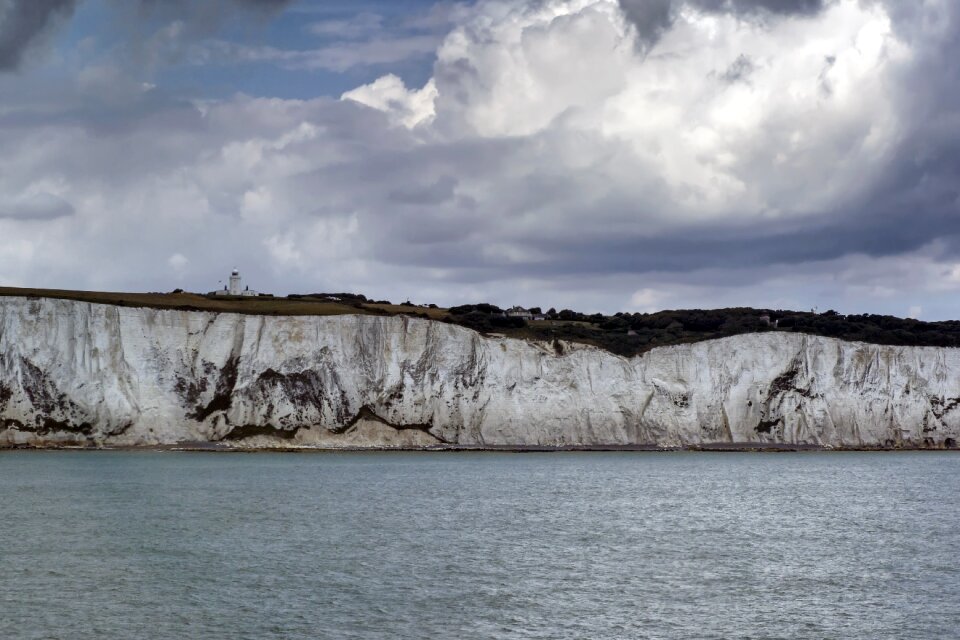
0, 0, 958, 318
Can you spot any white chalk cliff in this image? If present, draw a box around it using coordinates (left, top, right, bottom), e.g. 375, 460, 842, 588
1, 296, 958, 449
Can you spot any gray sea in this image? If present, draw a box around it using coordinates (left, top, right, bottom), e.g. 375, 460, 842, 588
1, 451, 958, 639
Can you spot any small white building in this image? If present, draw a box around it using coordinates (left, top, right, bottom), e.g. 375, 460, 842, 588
506, 306, 533, 320
213, 269, 259, 297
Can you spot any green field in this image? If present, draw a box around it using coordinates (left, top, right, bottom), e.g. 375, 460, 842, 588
0, 287, 433, 318
4, 286, 960, 358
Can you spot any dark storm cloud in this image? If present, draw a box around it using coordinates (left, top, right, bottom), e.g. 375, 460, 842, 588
616, 0, 672, 50
367, 167, 960, 281
618, 0, 826, 48
441, 121, 960, 281
685, 0, 824, 14
513, 192, 960, 279
0, 0, 78, 70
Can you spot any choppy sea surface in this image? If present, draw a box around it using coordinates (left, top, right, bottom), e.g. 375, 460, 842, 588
1, 451, 958, 639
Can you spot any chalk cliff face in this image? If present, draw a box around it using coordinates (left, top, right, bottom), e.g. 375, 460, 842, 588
1, 296, 958, 449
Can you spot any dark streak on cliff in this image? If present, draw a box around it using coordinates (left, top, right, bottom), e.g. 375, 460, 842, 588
769, 368, 813, 398
755, 418, 782, 434
222, 423, 301, 441
338, 405, 447, 443
189, 354, 240, 422
930, 395, 960, 421
0, 381, 11, 410
219, 405, 446, 443
15, 357, 103, 435
174, 371, 209, 408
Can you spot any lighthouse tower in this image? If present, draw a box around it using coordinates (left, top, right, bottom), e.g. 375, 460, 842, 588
228, 269, 242, 295
212, 269, 259, 296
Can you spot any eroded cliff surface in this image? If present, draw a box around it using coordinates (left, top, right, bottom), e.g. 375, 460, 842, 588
1, 296, 958, 449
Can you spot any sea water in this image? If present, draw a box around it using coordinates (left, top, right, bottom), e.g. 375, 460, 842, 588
1, 451, 958, 639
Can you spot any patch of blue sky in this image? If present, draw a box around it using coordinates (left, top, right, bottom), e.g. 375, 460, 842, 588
54, 0, 462, 101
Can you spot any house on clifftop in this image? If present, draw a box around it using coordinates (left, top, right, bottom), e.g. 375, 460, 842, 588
506, 306, 534, 320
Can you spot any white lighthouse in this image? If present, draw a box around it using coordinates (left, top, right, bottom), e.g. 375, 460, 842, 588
228, 269, 242, 295
213, 269, 259, 297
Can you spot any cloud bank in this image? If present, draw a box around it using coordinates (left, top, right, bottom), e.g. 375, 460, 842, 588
0, 0, 958, 317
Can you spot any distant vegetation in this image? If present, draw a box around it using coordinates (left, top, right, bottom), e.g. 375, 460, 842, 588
443, 305, 960, 357
3, 286, 959, 357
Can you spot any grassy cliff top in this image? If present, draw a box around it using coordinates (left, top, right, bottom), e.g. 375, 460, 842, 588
0, 286, 446, 319
3, 286, 959, 357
